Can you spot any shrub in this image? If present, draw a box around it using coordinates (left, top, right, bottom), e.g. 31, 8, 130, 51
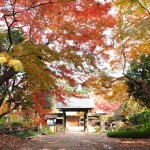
107, 129, 150, 138
13, 126, 53, 138
141, 122, 150, 131
0, 117, 7, 127
40, 126, 53, 134
10, 122, 23, 128
129, 110, 150, 125
13, 130, 40, 138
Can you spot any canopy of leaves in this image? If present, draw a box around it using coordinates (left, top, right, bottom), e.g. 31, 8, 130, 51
111, 0, 150, 73
0, 0, 116, 119
126, 54, 150, 107
0, 31, 26, 118
0, 0, 116, 88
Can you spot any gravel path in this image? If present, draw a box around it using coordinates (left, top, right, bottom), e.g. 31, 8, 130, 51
27, 133, 150, 150
1, 132, 150, 150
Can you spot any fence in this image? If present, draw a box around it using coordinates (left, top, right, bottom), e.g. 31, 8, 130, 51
0, 127, 38, 134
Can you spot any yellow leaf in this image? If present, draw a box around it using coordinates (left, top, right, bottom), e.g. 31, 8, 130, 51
0, 56, 7, 64
8, 59, 24, 72
0, 52, 11, 64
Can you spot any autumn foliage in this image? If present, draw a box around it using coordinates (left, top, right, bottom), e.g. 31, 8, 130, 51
0, 0, 117, 121
0, 0, 149, 130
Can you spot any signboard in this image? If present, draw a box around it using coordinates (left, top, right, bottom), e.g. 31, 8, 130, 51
47, 119, 56, 126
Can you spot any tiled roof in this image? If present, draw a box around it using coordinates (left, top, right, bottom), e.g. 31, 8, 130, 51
56, 97, 95, 109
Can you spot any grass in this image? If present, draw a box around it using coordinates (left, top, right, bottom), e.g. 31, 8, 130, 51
107, 129, 150, 138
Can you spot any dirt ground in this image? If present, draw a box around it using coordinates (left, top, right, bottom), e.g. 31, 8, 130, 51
1, 132, 150, 150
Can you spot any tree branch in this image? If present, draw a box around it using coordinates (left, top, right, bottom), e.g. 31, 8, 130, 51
15, 0, 57, 14
3, 8, 17, 51
0, 103, 20, 118
0, 68, 16, 86
138, 0, 150, 14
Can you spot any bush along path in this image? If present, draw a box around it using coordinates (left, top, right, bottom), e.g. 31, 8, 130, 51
107, 129, 150, 139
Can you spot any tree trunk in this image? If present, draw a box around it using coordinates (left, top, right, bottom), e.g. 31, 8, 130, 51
0, 68, 16, 86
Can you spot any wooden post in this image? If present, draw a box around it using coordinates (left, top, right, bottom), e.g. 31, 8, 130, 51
63, 111, 66, 132
84, 110, 88, 132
